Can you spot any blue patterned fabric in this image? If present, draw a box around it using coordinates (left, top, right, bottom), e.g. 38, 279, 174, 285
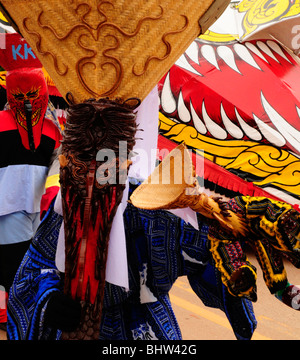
7, 203, 63, 340
99, 294, 181, 340
7, 189, 257, 340
123, 204, 256, 340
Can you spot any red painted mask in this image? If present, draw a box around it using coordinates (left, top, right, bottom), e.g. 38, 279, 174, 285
0, 33, 48, 151
6, 68, 48, 150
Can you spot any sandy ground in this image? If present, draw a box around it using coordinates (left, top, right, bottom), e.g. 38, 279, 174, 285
170, 252, 300, 340
0, 328, 5, 340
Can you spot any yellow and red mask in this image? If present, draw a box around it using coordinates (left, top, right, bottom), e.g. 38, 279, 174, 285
0, 33, 49, 151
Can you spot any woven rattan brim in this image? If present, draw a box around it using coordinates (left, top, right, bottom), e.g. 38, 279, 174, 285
130, 143, 195, 209
0, 0, 230, 103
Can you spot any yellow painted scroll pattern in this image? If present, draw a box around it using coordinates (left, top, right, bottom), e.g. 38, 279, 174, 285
159, 113, 300, 200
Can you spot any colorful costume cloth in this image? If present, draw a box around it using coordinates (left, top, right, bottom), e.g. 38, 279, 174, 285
208, 196, 300, 300
0, 104, 61, 321
0, 33, 62, 325
0, 33, 62, 224
0, 100, 61, 223
7, 185, 257, 340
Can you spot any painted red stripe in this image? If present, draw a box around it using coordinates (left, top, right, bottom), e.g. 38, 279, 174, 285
157, 135, 282, 201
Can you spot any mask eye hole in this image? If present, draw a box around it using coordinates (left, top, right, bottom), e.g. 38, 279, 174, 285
12, 93, 25, 101
26, 89, 39, 100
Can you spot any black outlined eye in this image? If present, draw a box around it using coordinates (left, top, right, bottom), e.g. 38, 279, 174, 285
26, 89, 39, 99
12, 93, 25, 101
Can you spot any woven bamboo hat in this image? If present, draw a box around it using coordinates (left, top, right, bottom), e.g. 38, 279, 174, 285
0, 0, 230, 103
130, 142, 196, 210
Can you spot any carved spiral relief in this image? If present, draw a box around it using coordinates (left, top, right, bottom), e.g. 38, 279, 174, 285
22, 1, 189, 98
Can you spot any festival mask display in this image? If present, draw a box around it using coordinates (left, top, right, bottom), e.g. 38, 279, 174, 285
0, 0, 230, 339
